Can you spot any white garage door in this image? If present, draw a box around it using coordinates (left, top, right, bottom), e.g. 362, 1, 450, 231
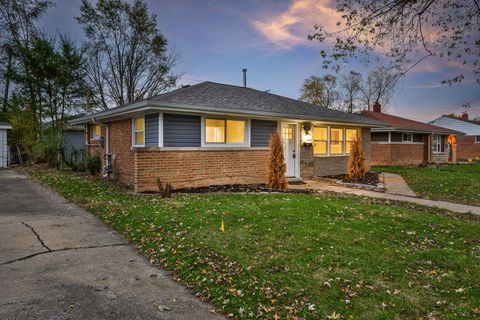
0, 129, 7, 168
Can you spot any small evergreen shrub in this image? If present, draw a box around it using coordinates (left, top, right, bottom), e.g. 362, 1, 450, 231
86, 155, 101, 175
267, 129, 287, 191
348, 133, 367, 180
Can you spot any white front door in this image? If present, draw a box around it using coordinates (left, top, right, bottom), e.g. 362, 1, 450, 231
282, 124, 296, 177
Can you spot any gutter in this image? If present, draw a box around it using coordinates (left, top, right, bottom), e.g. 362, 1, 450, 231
371, 127, 461, 135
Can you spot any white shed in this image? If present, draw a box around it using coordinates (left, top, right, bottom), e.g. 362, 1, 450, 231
0, 122, 12, 168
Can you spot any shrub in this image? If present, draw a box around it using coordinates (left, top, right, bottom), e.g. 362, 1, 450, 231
348, 133, 367, 180
64, 148, 86, 172
33, 129, 63, 167
267, 128, 287, 191
86, 155, 101, 175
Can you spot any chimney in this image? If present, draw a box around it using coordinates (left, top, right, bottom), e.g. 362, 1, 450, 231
373, 101, 381, 113
242, 68, 247, 88
461, 112, 468, 120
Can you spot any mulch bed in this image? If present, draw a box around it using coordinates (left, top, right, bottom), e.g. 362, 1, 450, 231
174, 183, 313, 195
324, 172, 381, 186
175, 184, 272, 194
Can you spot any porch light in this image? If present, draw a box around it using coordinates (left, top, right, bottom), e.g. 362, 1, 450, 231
302, 124, 313, 146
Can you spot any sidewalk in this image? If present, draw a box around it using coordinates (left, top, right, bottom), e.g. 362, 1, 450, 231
290, 180, 480, 215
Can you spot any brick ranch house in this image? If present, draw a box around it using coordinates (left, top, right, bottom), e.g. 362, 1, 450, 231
70, 82, 383, 192
361, 103, 459, 166
430, 114, 480, 161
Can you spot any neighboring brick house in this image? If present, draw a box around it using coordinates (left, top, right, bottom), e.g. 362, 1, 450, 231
70, 82, 382, 192
361, 103, 459, 166
430, 114, 480, 161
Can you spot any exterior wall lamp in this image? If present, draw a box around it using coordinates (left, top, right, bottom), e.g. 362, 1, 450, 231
302, 123, 313, 146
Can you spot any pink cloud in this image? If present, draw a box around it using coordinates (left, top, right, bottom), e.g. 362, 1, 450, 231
251, 0, 341, 50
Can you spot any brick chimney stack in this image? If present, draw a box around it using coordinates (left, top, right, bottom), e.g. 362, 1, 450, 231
461, 112, 468, 120
373, 101, 381, 113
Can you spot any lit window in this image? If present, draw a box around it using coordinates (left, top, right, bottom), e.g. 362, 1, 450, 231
205, 118, 245, 144
282, 127, 293, 140
330, 128, 343, 154
91, 124, 101, 140
133, 117, 145, 146
206, 119, 225, 143
313, 127, 327, 155
345, 129, 358, 154
226, 120, 245, 143
402, 133, 413, 142
433, 135, 443, 153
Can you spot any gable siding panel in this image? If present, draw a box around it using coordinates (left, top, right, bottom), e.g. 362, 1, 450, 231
251, 120, 277, 147
163, 113, 201, 147
145, 113, 159, 147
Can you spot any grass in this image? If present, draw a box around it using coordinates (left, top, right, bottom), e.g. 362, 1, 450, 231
28, 168, 480, 319
372, 162, 480, 207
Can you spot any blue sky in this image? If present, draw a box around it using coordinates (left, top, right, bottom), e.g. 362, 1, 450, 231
39, 0, 480, 122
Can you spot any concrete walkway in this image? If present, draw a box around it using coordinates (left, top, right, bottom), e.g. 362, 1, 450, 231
290, 180, 480, 215
0, 170, 224, 320
382, 173, 417, 197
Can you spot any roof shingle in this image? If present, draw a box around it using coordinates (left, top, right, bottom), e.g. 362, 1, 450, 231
71, 82, 383, 126
361, 110, 458, 134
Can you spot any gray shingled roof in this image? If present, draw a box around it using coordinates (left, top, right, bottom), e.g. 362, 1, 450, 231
71, 82, 384, 126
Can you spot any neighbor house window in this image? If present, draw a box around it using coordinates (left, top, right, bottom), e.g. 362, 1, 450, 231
205, 118, 245, 144
402, 133, 413, 142
345, 129, 358, 154
330, 128, 343, 154
133, 117, 145, 146
476, 136, 480, 143
433, 135, 443, 153
91, 124, 101, 140
313, 127, 327, 155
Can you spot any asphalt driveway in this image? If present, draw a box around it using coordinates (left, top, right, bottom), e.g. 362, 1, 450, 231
0, 169, 224, 320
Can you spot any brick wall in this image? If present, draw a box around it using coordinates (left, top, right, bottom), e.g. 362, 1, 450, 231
314, 156, 349, 176
300, 127, 370, 177
300, 145, 314, 178
107, 119, 135, 187
86, 124, 106, 159
371, 143, 426, 166
457, 136, 480, 160
432, 152, 448, 163
134, 149, 270, 192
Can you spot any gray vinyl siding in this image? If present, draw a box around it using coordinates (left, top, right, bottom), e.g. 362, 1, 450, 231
163, 113, 201, 147
145, 113, 159, 147
251, 119, 277, 147
63, 130, 85, 160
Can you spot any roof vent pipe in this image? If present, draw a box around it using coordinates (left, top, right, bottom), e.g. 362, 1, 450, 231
242, 68, 247, 88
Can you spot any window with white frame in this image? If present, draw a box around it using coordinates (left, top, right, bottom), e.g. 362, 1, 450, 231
313, 127, 327, 155
433, 135, 443, 153
476, 136, 480, 143
133, 117, 145, 146
402, 133, 413, 142
91, 124, 101, 140
330, 128, 344, 155
345, 129, 358, 154
205, 118, 246, 144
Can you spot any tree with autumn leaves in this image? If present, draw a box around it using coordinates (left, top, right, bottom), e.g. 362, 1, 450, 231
267, 129, 287, 191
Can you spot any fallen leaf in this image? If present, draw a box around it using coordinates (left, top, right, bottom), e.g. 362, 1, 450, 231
158, 305, 171, 312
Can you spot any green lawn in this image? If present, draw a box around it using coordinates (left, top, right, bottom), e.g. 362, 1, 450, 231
28, 168, 480, 319
372, 163, 480, 207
